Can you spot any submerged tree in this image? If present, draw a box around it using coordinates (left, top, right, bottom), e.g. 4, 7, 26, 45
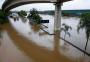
18, 10, 27, 22
0, 27, 2, 38
0, 9, 9, 24
18, 10, 27, 18
61, 23, 72, 39
61, 23, 72, 50
77, 13, 90, 51
18, 10, 27, 17
28, 8, 42, 24
0, 9, 9, 38
0, 25, 3, 38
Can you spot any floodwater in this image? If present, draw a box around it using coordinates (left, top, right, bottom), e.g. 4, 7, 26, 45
0, 14, 90, 62
0, 31, 33, 62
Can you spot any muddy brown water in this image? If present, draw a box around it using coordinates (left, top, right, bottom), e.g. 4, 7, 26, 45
0, 14, 90, 62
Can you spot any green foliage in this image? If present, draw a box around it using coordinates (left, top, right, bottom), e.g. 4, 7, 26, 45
78, 13, 90, 40
61, 23, 72, 39
18, 10, 27, 17
0, 9, 9, 38
62, 12, 70, 16
0, 27, 2, 38
77, 12, 90, 50
0, 9, 9, 24
38, 10, 54, 15
30, 8, 38, 16
28, 8, 42, 24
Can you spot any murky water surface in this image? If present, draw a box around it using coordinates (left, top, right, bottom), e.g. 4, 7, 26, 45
0, 14, 90, 62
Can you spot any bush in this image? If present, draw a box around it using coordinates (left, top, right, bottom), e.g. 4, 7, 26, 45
0, 9, 9, 24
28, 8, 42, 24
18, 10, 27, 17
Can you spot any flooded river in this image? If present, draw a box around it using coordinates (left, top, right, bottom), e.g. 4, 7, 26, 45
0, 14, 90, 62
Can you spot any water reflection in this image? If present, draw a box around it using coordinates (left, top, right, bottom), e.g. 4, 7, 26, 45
31, 24, 41, 33
5, 23, 75, 62
53, 31, 75, 60
8, 14, 90, 62
39, 31, 48, 36
54, 30, 60, 51
0, 31, 33, 62
9, 16, 19, 22
20, 17, 27, 23
9, 13, 19, 22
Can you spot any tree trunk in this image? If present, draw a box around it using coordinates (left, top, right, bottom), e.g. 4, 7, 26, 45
64, 32, 66, 39
85, 39, 88, 51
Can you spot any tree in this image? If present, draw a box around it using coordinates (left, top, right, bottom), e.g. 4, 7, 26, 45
0, 27, 2, 38
18, 10, 27, 18
61, 23, 72, 39
77, 13, 90, 51
28, 8, 42, 24
61, 23, 72, 50
18, 10, 27, 22
0, 9, 8, 24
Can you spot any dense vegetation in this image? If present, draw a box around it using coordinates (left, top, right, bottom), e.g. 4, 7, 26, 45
38, 10, 90, 16
0, 9, 9, 24
77, 12, 90, 51
18, 10, 27, 18
38, 10, 54, 15
0, 9, 9, 38
28, 8, 42, 24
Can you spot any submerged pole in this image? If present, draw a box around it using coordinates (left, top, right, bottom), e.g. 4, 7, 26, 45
54, 3, 62, 31
53, 3, 62, 51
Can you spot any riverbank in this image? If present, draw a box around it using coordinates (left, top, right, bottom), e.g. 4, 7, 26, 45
2, 23, 75, 62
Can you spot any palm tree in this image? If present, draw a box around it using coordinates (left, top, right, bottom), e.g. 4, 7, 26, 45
61, 23, 72, 39
77, 13, 90, 51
